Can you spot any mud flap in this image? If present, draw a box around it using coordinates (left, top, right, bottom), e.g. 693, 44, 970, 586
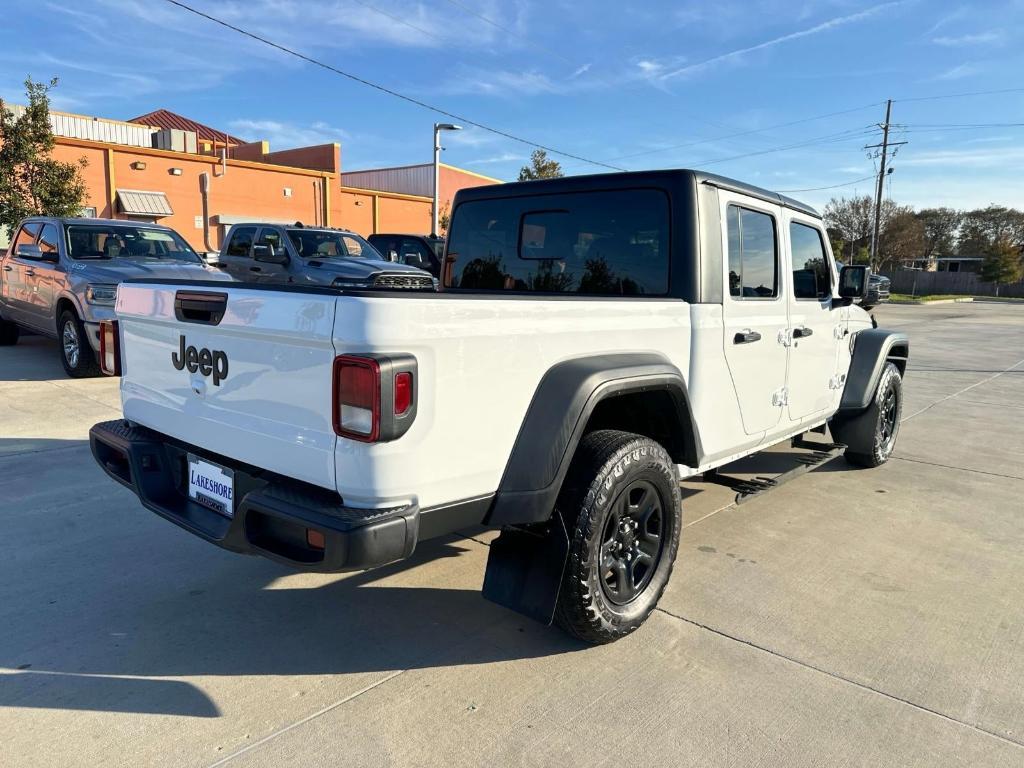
482, 513, 569, 625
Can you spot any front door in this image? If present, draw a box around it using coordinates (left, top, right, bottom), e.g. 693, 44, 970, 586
252, 227, 292, 284
785, 215, 843, 422
720, 195, 790, 436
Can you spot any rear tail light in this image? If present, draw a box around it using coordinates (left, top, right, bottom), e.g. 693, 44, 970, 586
332, 354, 417, 442
99, 320, 121, 376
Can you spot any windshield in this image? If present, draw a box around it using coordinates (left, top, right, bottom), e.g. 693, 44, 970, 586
287, 229, 383, 260
67, 225, 200, 262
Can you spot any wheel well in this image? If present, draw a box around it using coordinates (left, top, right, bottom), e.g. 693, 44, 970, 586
55, 297, 77, 328
887, 343, 908, 375
583, 390, 693, 465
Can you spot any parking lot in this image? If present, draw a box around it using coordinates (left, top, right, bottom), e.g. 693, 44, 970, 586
2, 301, 1022, 767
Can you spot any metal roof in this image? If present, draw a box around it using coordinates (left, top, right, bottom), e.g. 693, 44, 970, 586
117, 189, 173, 217
129, 109, 245, 145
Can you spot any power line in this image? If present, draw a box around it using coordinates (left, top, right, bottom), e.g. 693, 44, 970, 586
894, 86, 1024, 103
161, 0, 625, 171
776, 175, 876, 193
688, 126, 877, 168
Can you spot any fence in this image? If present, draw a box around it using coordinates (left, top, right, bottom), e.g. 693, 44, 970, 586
885, 269, 1024, 298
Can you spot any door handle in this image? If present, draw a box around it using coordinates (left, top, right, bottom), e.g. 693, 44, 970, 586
733, 330, 762, 344
793, 327, 813, 338
2, 265, 11, 272
249, 266, 262, 273
25, 269, 36, 277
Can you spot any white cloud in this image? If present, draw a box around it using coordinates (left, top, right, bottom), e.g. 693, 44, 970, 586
933, 31, 1001, 46
934, 62, 983, 80
229, 119, 349, 149
661, 1, 905, 81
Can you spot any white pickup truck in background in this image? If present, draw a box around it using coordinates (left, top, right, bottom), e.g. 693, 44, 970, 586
90, 169, 908, 644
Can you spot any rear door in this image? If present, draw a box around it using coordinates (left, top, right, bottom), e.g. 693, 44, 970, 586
220, 226, 257, 281
2, 223, 42, 326
117, 283, 341, 490
720, 194, 790, 436
785, 214, 843, 422
22, 222, 61, 328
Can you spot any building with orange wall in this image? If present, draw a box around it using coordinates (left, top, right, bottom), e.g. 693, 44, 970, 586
3, 107, 501, 252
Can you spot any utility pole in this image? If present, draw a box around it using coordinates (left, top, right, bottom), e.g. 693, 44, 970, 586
865, 100, 906, 272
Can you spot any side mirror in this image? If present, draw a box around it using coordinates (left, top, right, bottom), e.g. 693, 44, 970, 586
838, 265, 869, 302
15, 244, 43, 260
40, 249, 59, 263
252, 244, 289, 265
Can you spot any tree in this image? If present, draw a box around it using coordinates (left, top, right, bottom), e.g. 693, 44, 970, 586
916, 207, 961, 261
980, 238, 1023, 295
823, 195, 903, 268
0, 77, 87, 239
958, 205, 1024, 256
877, 210, 925, 274
438, 201, 451, 236
518, 149, 563, 181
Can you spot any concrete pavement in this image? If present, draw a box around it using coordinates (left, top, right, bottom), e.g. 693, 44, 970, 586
1, 302, 1022, 767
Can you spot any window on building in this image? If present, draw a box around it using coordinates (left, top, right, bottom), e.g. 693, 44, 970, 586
225, 226, 256, 258
789, 222, 831, 300
727, 206, 778, 299
446, 188, 670, 295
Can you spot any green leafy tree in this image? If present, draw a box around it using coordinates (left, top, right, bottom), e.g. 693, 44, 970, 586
958, 206, 1024, 256
518, 149, 563, 181
980, 238, 1023, 295
916, 207, 961, 260
0, 77, 87, 239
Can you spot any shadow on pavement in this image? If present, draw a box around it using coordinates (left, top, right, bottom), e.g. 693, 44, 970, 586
0, 334, 69, 382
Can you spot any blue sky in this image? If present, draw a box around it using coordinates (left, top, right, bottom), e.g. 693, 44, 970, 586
2, 0, 1023, 211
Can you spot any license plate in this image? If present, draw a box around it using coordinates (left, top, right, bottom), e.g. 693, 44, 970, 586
187, 455, 235, 518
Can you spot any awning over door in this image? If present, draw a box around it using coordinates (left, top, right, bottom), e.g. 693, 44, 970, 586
117, 189, 173, 217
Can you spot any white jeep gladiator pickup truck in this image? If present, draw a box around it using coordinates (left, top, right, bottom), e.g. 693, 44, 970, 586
90, 170, 908, 644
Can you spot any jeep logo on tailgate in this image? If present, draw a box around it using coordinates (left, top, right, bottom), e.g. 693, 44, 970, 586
172, 335, 229, 386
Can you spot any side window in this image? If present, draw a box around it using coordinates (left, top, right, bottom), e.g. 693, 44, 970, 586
225, 226, 256, 258
727, 205, 778, 299
11, 223, 41, 256
399, 238, 432, 269
790, 222, 831, 300
255, 228, 283, 253
37, 224, 60, 256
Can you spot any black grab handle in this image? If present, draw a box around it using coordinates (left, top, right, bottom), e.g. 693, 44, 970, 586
174, 291, 228, 326
733, 330, 762, 344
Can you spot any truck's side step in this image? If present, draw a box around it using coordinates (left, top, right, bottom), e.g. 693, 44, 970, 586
702, 435, 846, 505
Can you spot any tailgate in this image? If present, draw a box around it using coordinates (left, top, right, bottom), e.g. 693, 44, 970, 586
117, 283, 339, 490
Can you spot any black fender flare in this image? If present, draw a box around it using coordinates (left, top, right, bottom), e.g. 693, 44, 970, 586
486, 353, 700, 527
838, 329, 909, 412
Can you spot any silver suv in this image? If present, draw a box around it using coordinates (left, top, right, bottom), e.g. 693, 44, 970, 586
0, 217, 229, 377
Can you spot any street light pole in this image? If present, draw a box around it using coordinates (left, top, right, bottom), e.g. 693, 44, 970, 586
432, 122, 461, 237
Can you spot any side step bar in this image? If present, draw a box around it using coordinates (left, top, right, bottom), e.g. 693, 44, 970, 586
702, 435, 846, 505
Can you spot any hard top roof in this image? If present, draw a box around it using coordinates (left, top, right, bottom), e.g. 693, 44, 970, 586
451, 168, 820, 218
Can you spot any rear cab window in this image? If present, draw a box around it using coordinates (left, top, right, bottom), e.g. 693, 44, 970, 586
445, 188, 670, 295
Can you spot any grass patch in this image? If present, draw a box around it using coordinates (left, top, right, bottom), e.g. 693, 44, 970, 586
888, 294, 1024, 304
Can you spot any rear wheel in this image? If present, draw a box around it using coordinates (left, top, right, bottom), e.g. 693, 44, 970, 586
554, 430, 682, 644
834, 362, 902, 468
0, 318, 18, 346
58, 310, 101, 378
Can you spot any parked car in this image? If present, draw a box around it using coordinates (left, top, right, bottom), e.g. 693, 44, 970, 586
836, 262, 890, 309
865, 273, 891, 308
90, 169, 908, 644
215, 223, 436, 290
367, 233, 445, 277
0, 217, 228, 376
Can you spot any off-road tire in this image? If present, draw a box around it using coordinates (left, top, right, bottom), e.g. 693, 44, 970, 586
0, 318, 18, 346
554, 430, 682, 645
835, 362, 902, 468
58, 310, 101, 378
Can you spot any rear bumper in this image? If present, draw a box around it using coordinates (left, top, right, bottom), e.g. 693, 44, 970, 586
89, 419, 419, 572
